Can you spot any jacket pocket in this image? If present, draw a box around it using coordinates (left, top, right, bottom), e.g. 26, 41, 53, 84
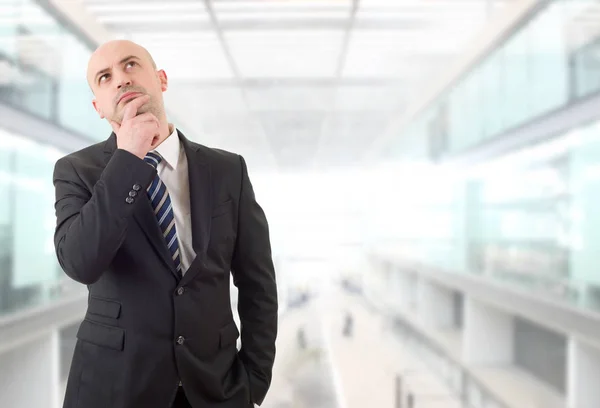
88, 296, 121, 319
77, 319, 125, 351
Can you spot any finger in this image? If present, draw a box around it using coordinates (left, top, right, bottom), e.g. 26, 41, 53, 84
136, 122, 161, 138
132, 112, 159, 127
109, 120, 120, 134
122, 94, 150, 121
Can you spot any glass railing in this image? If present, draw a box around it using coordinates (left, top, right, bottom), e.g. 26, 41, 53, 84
358, 288, 509, 408
397, 321, 510, 408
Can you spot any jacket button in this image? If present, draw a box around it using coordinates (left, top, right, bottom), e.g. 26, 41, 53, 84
129, 190, 137, 197
132, 184, 141, 191
176, 336, 185, 345
177, 287, 185, 296
125, 197, 134, 204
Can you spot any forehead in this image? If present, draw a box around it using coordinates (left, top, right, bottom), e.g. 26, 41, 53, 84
87, 42, 148, 80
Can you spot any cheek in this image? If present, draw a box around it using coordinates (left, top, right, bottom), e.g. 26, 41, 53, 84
97, 99, 115, 119
99, 103, 109, 117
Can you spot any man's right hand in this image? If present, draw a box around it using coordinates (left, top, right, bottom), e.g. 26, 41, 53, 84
109, 94, 159, 160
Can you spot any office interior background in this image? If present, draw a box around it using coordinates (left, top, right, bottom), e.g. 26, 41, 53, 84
2, 0, 600, 407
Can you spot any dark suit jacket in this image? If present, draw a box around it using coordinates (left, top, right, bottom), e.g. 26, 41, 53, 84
53, 129, 278, 408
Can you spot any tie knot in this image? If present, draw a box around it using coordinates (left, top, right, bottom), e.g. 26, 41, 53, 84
144, 152, 162, 169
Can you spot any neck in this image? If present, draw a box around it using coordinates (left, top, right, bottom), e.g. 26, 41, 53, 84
150, 120, 172, 150
158, 119, 172, 140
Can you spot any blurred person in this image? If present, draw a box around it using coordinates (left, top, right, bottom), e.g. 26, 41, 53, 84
52, 40, 277, 408
296, 326, 306, 349
342, 311, 353, 338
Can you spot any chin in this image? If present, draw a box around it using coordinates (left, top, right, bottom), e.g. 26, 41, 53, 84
139, 102, 159, 117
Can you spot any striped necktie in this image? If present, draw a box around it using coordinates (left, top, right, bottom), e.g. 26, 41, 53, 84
144, 152, 182, 277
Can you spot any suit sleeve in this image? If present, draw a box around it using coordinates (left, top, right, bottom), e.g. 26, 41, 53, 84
230, 155, 278, 406
53, 149, 156, 285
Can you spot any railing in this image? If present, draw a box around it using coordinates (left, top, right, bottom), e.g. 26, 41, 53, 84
356, 289, 511, 408
393, 317, 510, 408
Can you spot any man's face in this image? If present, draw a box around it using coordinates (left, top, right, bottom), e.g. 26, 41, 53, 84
87, 41, 167, 124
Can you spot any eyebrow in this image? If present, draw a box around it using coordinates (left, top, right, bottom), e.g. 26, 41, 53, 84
94, 55, 141, 83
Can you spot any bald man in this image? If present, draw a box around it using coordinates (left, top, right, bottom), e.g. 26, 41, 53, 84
53, 40, 277, 408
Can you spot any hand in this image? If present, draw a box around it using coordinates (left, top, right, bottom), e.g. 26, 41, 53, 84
109, 95, 159, 160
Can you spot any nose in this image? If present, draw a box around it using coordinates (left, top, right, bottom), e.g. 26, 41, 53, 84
116, 75, 132, 89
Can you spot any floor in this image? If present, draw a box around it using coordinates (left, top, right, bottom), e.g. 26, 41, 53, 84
263, 287, 463, 408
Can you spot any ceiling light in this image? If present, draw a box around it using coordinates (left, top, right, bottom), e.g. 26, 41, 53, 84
87, 3, 206, 13
97, 13, 210, 23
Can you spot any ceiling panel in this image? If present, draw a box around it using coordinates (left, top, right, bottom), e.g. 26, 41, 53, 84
212, 0, 352, 30
225, 30, 345, 78
342, 28, 481, 78
81, 0, 520, 170
194, 112, 266, 145
126, 32, 235, 79
170, 110, 276, 168
245, 85, 335, 112
164, 84, 247, 114
87, 3, 207, 13
258, 111, 326, 168
217, 11, 349, 21
314, 111, 393, 166
212, 0, 352, 12
333, 84, 406, 111
87, 1, 211, 29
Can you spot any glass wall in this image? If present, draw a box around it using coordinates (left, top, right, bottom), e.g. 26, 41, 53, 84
0, 0, 109, 142
395, 0, 596, 158
464, 106, 600, 311
0, 128, 67, 316
0, 0, 105, 317
377, 0, 600, 314
375, 117, 600, 313
469, 157, 570, 292
0, 0, 190, 319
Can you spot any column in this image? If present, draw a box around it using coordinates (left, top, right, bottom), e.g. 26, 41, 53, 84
390, 269, 416, 313
462, 297, 514, 364
417, 279, 455, 329
567, 337, 600, 408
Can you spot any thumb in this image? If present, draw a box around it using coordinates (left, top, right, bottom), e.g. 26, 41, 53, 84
109, 120, 120, 134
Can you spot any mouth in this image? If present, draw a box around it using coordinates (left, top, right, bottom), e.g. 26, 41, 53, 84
118, 92, 142, 104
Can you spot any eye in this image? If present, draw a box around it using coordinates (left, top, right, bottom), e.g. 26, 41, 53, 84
125, 61, 137, 69
99, 73, 110, 84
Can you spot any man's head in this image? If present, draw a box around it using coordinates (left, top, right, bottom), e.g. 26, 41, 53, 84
87, 40, 168, 125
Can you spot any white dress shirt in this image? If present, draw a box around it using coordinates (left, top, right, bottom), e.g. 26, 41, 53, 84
150, 125, 196, 274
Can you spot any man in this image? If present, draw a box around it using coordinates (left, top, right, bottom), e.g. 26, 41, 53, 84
53, 40, 277, 408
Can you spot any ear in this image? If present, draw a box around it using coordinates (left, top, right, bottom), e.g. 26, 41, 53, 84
158, 69, 168, 92
92, 99, 105, 119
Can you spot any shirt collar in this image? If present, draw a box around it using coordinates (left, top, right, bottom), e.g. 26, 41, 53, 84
152, 124, 180, 170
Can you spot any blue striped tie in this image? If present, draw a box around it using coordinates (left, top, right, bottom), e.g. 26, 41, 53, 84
144, 152, 182, 277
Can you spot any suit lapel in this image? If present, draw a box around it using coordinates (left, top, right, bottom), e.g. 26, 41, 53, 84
133, 195, 178, 277
179, 130, 212, 284
103, 132, 181, 278
103, 130, 213, 282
